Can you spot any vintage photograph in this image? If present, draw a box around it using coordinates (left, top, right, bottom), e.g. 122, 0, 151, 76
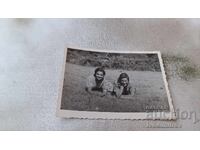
57, 48, 175, 120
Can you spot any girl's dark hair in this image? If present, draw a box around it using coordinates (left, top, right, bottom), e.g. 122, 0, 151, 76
94, 67, 106, 76
117, 73, 129, 84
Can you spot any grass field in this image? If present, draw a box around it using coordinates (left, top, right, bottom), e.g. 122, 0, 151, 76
61, 63, 170, 112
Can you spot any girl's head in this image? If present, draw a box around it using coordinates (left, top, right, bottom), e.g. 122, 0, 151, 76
94, 67, 105, 81
117, 73, 129, 87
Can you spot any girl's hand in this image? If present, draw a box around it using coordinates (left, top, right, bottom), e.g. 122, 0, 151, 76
120, 85, 124, 90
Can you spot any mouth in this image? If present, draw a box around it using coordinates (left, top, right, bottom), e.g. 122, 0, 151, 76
122, 83, 127, 86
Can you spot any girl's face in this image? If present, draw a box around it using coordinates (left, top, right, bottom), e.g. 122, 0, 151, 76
95, 71, 104, 81
121, 78, 129, 87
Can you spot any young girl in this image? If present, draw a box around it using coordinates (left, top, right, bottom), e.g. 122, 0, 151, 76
86, 67, 113, 97
113, 73, 135, 98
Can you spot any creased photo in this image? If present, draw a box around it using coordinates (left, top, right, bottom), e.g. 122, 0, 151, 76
57, 48, 175, 120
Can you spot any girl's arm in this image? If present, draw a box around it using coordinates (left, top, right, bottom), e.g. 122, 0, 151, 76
120, 86, 136, 99
114, 85, 124, 98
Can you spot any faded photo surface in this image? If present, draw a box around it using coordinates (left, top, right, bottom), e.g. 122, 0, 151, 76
59, 48, 172, 115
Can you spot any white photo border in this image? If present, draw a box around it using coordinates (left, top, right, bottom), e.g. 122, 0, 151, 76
56, 47, 176, 120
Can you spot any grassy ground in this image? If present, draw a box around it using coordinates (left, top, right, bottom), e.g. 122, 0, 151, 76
61, 63, 170, 112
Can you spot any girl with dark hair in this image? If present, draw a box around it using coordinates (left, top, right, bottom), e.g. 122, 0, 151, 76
113, 73, 135, 98
86, 67, 113, 97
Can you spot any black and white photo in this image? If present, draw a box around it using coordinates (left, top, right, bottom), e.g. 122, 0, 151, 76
57, 48, 175, 120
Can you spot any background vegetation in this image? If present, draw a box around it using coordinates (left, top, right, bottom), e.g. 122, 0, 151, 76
67, 48, 161, 71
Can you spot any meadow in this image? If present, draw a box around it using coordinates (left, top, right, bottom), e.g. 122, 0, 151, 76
61, 63, 170, 112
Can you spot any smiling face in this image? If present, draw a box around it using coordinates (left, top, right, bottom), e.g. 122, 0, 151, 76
95, 71, 104, 81
120, 77, 129, 87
